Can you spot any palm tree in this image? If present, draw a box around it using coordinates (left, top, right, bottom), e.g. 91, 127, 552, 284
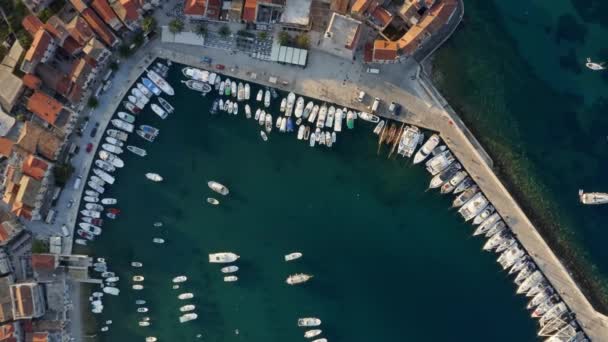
196, 23, 207, 38
169, 19, 184, 34
142, 16, 157, 33
219, 25, 231, 38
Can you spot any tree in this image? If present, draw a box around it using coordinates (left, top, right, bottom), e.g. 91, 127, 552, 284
87, 97, 99, 109
142, 16, 157, 33
109, 62, 119, 71
295, 33, 310, 49
258, 31, 268, 40
15, 113, 26, 122
118, 44, 132, 57
218, 25, 231, 38
169, 19, 184, 34
53, 163, 74, 186
278, 31, 290, 45
133, 31, 145, 46
32, 239, 48, 253
196, 23, 207, 38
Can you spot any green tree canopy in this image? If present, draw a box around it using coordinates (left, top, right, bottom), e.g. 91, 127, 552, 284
295, 34, 310, 49
142, 16, 157, 33
278, 31, 290, 45
169, 19, 184, 34
218, 25, 231, 38
196, 23, 207, 37
258, 31, 268, 40
87, 97, 99, 108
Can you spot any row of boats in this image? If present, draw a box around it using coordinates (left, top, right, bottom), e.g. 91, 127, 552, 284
388, 127, 588, 341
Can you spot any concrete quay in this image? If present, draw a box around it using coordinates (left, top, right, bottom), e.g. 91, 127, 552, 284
153, 42, 608, 339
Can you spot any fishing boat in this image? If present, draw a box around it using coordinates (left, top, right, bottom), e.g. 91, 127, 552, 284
142, 77, 162, 96
146, 173, 163, 182
84, 196, 99, 203
244, 83, 250, 100
264, 90, 271, 107
237, 82, 244, 101
346, 111, 355, 129
101, 143, 123, 155
107, 129, 128, 141
440, 171, 468, 194
180, 304, 196, 312
123, 101, 140, 114
260, 131, 268, 141
297, 125, 305, 140
224, 275, 238, 282
286, 273, 313, 285
147, 70, 174, 95
304, 330, 322, 338
578, 189, 608, 205
208, 181, 229, 195
179, 313, 198, 323
127, 145, 147, 157
153, 238, 165, 244
111, 119, 134, 133
298, 318, 321, 327
117, 112, 135, 123
265, 114, 272, 133
294, 97, 305, 118
221, 265, 239, 273
207, 197, 220, 205
137, 130, 156, 142
458, 192, 489, 221
208, 252, 239, 263
285, 252, 302, 261
137, 83, 153, 98
151, 103, 168, 119
586, 58, 606, 71
183, 79, 212, 94
99, 151, 124, 168
93, 169, 115, 184
425, 149, 454, 175
94, 160, 115, 173
245, 104, 252, 119
256, 89, 263, 102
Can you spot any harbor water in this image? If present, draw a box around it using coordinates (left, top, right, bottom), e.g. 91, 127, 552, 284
83, 65, 539, 341
432, 0, 608, 307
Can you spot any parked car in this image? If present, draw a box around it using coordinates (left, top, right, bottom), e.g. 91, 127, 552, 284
357, 91, 366, 102
371, 97, 381, 113
215, 64, 225, 70
90, 127, 98, 138
86, 143, 93, 153
67, 200, 74, 208
61, 225, 70, 237
201, 56, 212, 63
389, 102, 402, 116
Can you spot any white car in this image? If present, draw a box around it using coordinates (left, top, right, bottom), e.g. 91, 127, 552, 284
61, 225, 70, 237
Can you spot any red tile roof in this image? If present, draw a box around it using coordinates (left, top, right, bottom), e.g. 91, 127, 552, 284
22, 74, 42, 90
22, 154, 48, 181
61, 37, 82, 55
24, 29, 53, 65
205, 0, 221, 19
22, 15, 43, 37
373, 39, 398, 61
31, 254, 56, 271
120, 0, 140, 21
26, 91, 63, 126
91, 0, 123, 30
371, 6, 392, 27
66, 16, 94, 46
32, 332, 49, 342
0, 138, 13, 158
70, 0, 89, 12
81, 8, 117, 46
243, 0, 257, 22
351, 0, 373, 15
44, 16, 70, 43
184, 0, 206, 16
0, 322, 16, 341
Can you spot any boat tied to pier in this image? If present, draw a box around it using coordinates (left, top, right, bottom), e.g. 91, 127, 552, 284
578, 189, 608, 205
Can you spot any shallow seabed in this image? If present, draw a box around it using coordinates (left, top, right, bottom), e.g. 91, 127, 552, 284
87, 64, 537, 341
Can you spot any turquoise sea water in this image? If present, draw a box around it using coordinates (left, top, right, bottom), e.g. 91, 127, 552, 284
432, 1, 608, 309
80, 66, 539, 341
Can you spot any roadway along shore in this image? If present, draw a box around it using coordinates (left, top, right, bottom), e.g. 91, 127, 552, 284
154, 42, 608, 339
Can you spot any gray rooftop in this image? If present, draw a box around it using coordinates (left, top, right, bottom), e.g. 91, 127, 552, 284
280, 0, 312, 26
0, 66, 24, 113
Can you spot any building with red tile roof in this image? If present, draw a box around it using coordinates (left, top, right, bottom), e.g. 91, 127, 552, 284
370, 5, 392, 29
22, 155, 48, 181
91, 0, 124, 31
65, 16, 95, 47
16, 122, 62, 161
110, 0, 142, 30
21, 15, 43, 37
243, 0, 256, 22
22, 74, 41, 90
43, 16, 70, 45
0, 138, 14, 159
330, 0, 349, 14
21, 30, 57, 74
83, 38, 111, 67
351, 0, 373, 16
26, 91, 62, 126
183, 0, 222, 20
0, 322, 21, 342
372, 39, 398, 62
0, 221, 25, 247
81, 8, 119, 47
31, 331, 48, 342
31, 254, 57, 273
9, 282, 46, 319
69, 0, 89, 13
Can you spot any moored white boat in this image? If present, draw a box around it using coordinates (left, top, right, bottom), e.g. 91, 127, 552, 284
117, 111, 135, 123
105, 136, 124, 147
107, 129, 128, 141
294, 97, 305, 118
280, 98, 287, 112
265, 113, 272, 133
578, 189, 608, 205
285, 252, 302, 261
180, 304, 196, 312
224, 275, 238, 282
103, 287, 119, 295
286, 273, 313, 285
178, 293, 194, 300
264, 90, 271, 107
208, 252, 239, 263
102, 143, 123, 155
326, 106, 335, 128
111, 119, 134, 133
93, 169, 115, 184
298, 318, 321, 327
208, 181, 229, 195
151, 103, 168, 119
304, 329, 322, 338
84, 196, 99, 203
245, 104, 252, 119
244, 83, 250, 99
358, 111, 380, 123
127, 145, 147, 157
147, 70, 174, 95
98, 151, 124, 168
146, 173, 163, 182
458, 192, 489, 221
221, 265, 239, 273
413, 134, 441, 164
173, 276, 187, 283
260, 131, 268, 141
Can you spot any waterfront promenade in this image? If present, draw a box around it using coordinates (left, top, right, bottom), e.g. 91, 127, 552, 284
152, 42, 608, 339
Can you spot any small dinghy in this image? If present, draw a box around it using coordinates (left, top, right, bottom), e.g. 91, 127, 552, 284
285, 252, 302, 262
153, 238, 165, 244
133, 284, 144, 290
221, 265, 239, 273
207, 197, 219, 205
224, 275, 238, 282
260, 131, 268, 141
146, 173, 163, 182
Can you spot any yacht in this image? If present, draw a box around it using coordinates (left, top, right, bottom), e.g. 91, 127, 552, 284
221, 265, 239, 273
244, 83, 251, 99
474, 214, 499, 235
158, 97, 174, 113
136, 83, 153, 98
139, 321, 150, 327
102, 141, 123, 154
483, 230, 510, 251
286, 273, 313, 285
180, 305, 196, 312
317, 105, 327, 128
286, 92, 296, 116
425, 149, 454, 175
495, 235, 516, 253
142, 77, 162, 96
485, 221, 507, 238
85, 190, 100, 197
208, 181, 229, 195
147, 70, 174, 95
178, 293, 194, 300
145, 337, 157, 342
137, 130, 156, 142
294, 97, 305, 118
233, 103, 238, 115
140, 125, 160, 136
280, 98, 287, 112
304, 126, 311, 140
182, 67, 208, 82
117, 111, 135, 123
585, 58, 606, 71
304, 329, 322, 338
458, 192, 489, 221
498, 245, 524, 270
138, 307, 149, 313
517, 271, 544, 294
429, 163, 461, 188
208, 252, 239, 263
309, 133, 316, 147
285, 252, 302, 261
107, 129, 128, 141
264, 90, 271, 107
265, 114, 273, 133
245, 104, 252, 119
358, 111, 380, 123
179, 313, 198, 323
151, 103, 168, 119
127, 145, 147, 157
146, 173, 163, 182
528, 289, 553, 309
173, 276, 187, 283
473, 205, 495, 225
102, 287, 119, 295
303, 101, 314, 118
224, 275, 238, 282
258, 110, 266, 126
453, 177, 475, 194
440, 171, 467, 194
578, 189, 608, 205
90, 175, 105, 187
105, 136, 124, 147
111, 119, 134, 133
334, 108, 343, 132
298, 318, 321, 327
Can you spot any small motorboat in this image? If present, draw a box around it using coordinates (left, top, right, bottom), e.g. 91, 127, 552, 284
280, 98, 287, 112
101, 198, 117, 205
138, 307, 149, 313
146, 173, 163, 182
286, 273, 313, 285
178, 293, 194, 300
208, 181, 229, 195
103, 287, 119, 296
145, 337, 157, 342
305, 329, 322, 338
133, 275, 144, 282
139, 321, 150, 327
298, 317, 321, 327
179, 313, 198, 323
180, 304, 196, 312
586, 58, 606, 71
221, 265, 239, 273
358, 111, 380, 123
133, 284, 144, 290
224, 275, 238, 282
136, 300, 146, 305
256, 89, 263, 101
153, 222, 163, 227
264, 90, 271, 107
285, 252, 302, 262
117, 111, 135, 123
84, 196, 99, 203
151, 103, 168, 119
207, 197, 219, 205
131, 262, 143, 267
153, 238, 165, 244
172, 276, 187, 283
